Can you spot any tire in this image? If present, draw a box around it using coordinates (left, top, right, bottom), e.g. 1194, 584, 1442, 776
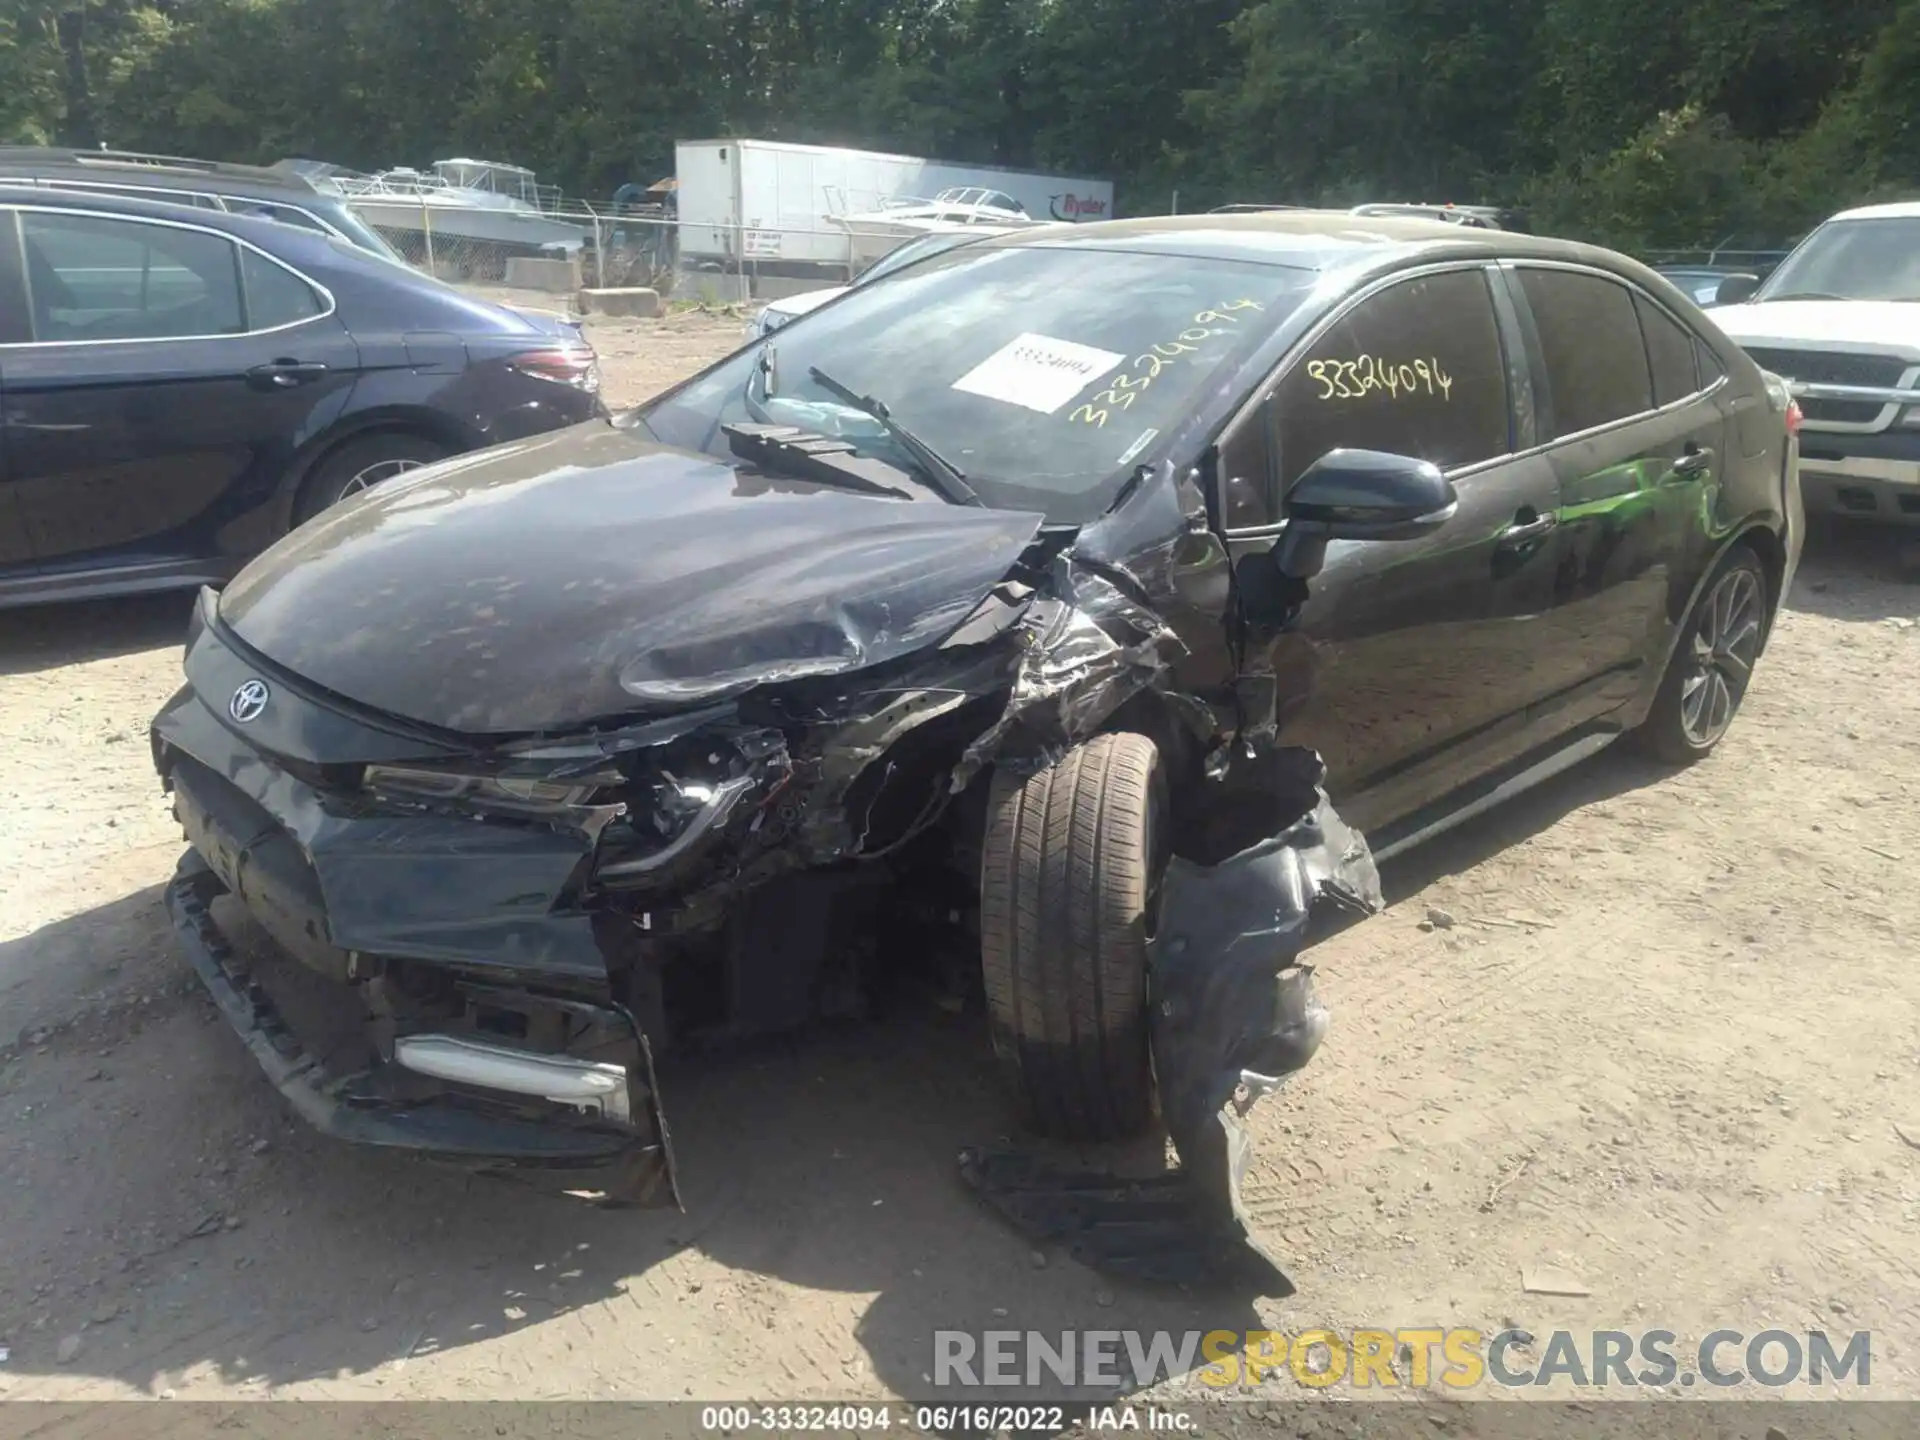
1635, 545, 1769, 764
979, 732, 1163, 1142
292, 433, 447, 527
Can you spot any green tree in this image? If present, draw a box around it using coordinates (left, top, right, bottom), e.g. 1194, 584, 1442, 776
0, 5, 65, 144
1185, 0, 1543, 209
10, 0, 1920, 251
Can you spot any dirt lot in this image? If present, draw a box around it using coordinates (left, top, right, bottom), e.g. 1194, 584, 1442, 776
3, 308, 1918, 1404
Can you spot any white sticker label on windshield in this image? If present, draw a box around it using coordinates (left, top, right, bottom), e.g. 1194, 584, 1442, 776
950, 332, 1126, 415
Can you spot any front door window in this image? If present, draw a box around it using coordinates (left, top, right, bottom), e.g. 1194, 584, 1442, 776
1274, 268, 1512, 491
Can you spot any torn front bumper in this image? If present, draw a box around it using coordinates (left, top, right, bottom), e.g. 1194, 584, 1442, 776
166, 854, 668, 1175
152, 677, 677, 1202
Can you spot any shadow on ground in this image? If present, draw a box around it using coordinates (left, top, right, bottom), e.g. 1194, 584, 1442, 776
0, 593, 196, 678
1783, 516, 1920, 624
0, 729, 1684, 1405
1375, 744, 1677, 905
0, 892, 1263, 1405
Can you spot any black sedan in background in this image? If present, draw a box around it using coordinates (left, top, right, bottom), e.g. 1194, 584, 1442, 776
0, 186, 605, 608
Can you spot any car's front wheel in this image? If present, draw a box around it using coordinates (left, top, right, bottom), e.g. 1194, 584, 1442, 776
978, 732, 1163, 1142
293, 433, 448, 527
1636, 546, 1770, 763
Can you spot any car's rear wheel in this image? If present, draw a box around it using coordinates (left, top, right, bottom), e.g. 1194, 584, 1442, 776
1635, 546, 1769, 764
978, 732, 1163, 1142
293, 433, 447, 526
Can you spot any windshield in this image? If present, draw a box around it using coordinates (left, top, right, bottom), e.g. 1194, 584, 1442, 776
639, 244, 1315, 523
856, 231, 995, 286
1757, 217, 1920, 302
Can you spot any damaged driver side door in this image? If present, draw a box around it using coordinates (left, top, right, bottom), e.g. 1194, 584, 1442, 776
1211, 263, 1575, 835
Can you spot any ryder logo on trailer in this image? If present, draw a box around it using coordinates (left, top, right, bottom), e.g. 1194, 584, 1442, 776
1049, 192, 1109, 221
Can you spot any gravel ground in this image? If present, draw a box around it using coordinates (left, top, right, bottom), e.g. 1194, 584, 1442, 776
2, 309, 1918, 1403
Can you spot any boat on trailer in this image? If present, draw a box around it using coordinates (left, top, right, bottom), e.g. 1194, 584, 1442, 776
303, 158, 590, 252
826, 186, 1040, 269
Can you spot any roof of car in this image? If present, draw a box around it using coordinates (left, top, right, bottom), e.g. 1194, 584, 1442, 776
0, 179, 337, 244
1829, 199, 1920, 222
993, 209, 1624, 271
0, 147, 322, 199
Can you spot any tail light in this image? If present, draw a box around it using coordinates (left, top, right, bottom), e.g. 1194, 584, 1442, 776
508, 346, 601, 394
1786, 399, 1803, 436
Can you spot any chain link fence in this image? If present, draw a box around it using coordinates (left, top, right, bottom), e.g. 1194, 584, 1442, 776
358, 198, 904, 308
362, 200, 674, 291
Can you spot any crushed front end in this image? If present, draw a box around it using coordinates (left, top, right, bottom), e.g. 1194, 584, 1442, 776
153, 444, 1384, 1282
153, 591, 693, 1199
150, 576, 1036, 1202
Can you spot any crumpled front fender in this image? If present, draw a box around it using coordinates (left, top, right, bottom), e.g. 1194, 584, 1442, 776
1149, 788, 1381, 1269
960, 764, 1382, 1289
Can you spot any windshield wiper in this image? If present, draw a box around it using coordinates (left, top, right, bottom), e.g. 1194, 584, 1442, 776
806, 366, 981, 506
1765, 291, 1852, 302
742, 339, 778, 418
723, 422, 925, 501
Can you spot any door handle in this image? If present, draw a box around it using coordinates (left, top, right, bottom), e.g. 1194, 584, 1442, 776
246, 360, 330, 390
1670, 445, 1715, 478
1497, 510, 1557, 547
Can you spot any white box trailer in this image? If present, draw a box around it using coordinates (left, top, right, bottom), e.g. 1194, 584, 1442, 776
674, 138, 1114, 273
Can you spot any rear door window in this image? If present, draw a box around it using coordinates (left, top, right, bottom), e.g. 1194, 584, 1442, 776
1518, 268, 1653, 437
1697, 339, 1726, 385
1634, 292, 1700, 406
1274, 267, 1511, 489
240, 247, 325, 329
21, 211, 244, 341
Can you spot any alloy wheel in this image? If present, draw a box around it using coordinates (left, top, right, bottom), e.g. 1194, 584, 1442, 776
337, 457, 426, 502
1679, 566, 1762, 748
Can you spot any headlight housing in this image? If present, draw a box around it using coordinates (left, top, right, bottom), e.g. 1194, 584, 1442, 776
362, 764, 618, 818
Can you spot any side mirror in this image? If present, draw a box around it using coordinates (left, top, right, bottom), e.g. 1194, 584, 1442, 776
1273, 448, 1457, 582
1287, 448, 1458, 539
1712, 272, 1760, 306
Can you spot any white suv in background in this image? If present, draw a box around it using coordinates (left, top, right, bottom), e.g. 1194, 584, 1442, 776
1711, 201, 1920, 525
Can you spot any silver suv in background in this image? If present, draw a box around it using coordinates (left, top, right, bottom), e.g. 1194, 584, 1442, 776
0, 147, 410, 265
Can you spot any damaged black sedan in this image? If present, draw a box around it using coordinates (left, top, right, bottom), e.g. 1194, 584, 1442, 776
152, 213, 1800, 1272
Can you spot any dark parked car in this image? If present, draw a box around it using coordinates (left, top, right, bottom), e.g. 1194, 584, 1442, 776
1653, 264, 1751, 306
0, 186, 604, 607
0, 147, 408, 263
150, 212, 1800, 1277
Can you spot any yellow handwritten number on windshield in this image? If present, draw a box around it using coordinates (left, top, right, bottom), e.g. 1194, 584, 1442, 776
1070, 299, 1267, 425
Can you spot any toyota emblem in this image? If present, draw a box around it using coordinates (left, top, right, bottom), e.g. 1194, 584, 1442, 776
229, 679, 270, 724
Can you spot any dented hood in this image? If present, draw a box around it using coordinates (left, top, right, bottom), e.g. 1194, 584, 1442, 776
219, 423, 1046, 734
